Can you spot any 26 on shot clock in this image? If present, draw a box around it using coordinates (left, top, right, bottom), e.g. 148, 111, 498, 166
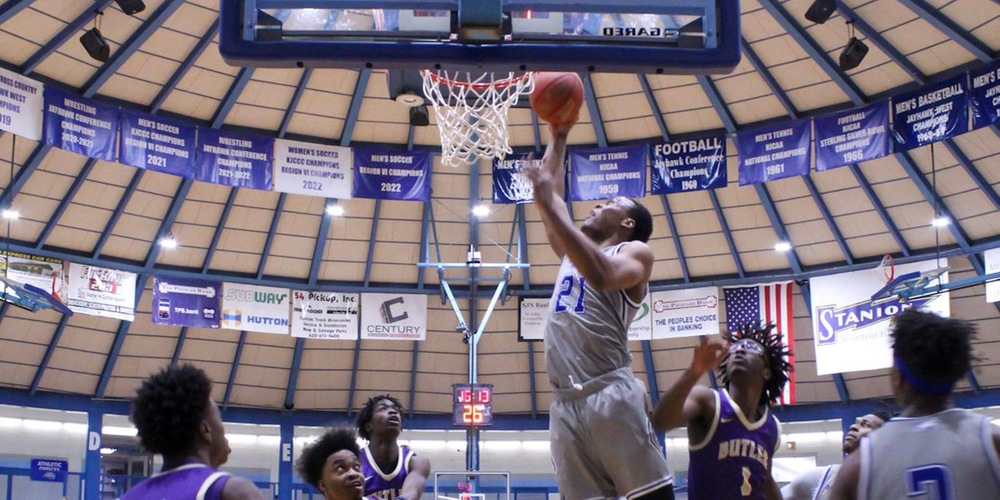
452, 384, 493, 426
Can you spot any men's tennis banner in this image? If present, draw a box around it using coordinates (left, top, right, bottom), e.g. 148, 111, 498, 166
195, 128, 273, 190
814, 101, 890, 171
724, 282, 796, 404
221, 283, 290, 334
518, 297, 548, 341
0, 67, 43, 140
736, 119, 811, 185
291, 291, 359, 340
649, 137, 727, 194
651, 287, 720, 339
492, 153, 535, 204
892, 74, 968, 150
970, 59, 1000, 130
360, 293, 426, 340
273, 138, 353, 199
569, 144, 646, 201
810, 259, 950, 375
352, 149, 431, 201
119, 109, 197, 177
62, 263, 136, 321
152, 276, 221, 328
43, 87, 118, 161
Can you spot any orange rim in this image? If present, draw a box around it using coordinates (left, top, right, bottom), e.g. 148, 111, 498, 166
422, 70, 534, 92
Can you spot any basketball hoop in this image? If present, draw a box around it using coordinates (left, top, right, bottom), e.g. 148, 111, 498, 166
421, 70, 535, 168
877, 254, 894, 283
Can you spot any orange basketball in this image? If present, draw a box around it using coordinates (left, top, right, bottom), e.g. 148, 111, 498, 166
530, 72, 584, 126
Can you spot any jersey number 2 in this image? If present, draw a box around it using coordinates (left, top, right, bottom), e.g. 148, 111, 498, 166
555, 276, 586, 313
906, 465, 953, 500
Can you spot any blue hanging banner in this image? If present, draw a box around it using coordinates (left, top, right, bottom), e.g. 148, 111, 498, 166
119, 109, 197, 177
569, 144, 647, 201
152, 276, 221, 328
492, 153, 535, 204
892, 74, 968, 150
649, 136, 727, 194
814, 101, 890, 171
970, 60, 1000, 130
195, 128, 273, 190
42, 87, 118, 161
352, 149, 431, 201
736, 119, 812, 185
30, 459, 67, 482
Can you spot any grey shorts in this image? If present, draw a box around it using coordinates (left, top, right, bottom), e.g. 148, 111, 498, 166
549, 368, 674, 499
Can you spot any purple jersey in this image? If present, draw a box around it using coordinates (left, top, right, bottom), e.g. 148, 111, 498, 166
361, 443, 417, 499
121, 463, 230, 500
687, 389, 781, 500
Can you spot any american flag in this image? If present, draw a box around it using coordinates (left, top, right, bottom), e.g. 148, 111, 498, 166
723, 282, 795, 405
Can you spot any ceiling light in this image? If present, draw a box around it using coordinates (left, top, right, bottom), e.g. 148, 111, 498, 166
158, 236, 178, 249
326, 205, 345, 216
22, 419, 63, 431
100, 448, 117, 455
0, 417, 22, 428
931, 216, 951, 227
102, 425, 138, 437
472, 204, 490, 217
774, 241, 793, 252
1, 209, 19, 220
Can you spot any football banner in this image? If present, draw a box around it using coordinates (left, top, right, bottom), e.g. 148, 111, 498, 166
649, 137, 727, 194
291, 291, 359, 340
0, 67, 43, 140
360, 293, 427, 340
814, 101, 890, 171
518, 297, 548, 341
221, 283, 290, 334
651, 287, 720, 339
63, 263, 136, 321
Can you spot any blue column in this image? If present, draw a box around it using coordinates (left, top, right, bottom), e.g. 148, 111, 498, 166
278, 413, 294, 500
84, 409, 102, 500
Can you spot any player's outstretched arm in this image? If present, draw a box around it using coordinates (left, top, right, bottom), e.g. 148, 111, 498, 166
651, 337, 725, 432
398, 454, 431, 500
828, 449, 861, 500
526, 123, 572, 258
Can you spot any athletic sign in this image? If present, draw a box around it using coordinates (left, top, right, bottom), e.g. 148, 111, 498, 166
814, 101, 890, 171
569, 144, 646, 201
119, 109, 196, 177
43, 87, 118, 161
737, 119, 811, 185
892, 74, 968, 150
352, 149, 430, 201
650, 137, 727, 194
273, 138, 353, 199
195, 128, 273, 190
0, 67, 43, 140
970, 59, 1000, 130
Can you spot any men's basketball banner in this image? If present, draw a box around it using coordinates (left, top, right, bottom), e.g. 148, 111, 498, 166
291, 291, 359, 340
651, 287, 720, 339
63, 263, 136, 321
628, 295, 652, 341
892, 74, 968, 150
221, 283, 290, 334
0, 251, 61, 293
810, 259, 950, 375
970, 59, 1000, 130
736, 119, 811, 185
569, 144, 646, 201
0, 67, 43, 140
814, 101, 890, 171
985, 248, 1000, 303
492, 153, 535, 204
119, 109, 197, 177
43, 87, 119, 161
649, 137, 727, 194
518, 297, 548, 341
724, 282, 795, 404
195, 128, 273, 190
152, 276, 221, 328
273, 139, 353, 199
352, 149, 431, 201
360, 293, 427, 340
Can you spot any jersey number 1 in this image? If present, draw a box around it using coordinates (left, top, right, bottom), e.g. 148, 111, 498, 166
555, 276, 586, 313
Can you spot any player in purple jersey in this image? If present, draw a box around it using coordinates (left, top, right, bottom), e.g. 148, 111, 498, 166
298, 427, 375, 500
653, 324, 792, 500
123, 364, 264, 500
356, 395, 431, 500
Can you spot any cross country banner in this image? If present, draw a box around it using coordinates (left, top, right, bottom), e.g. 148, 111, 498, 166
814, 101, 890, 171
892, 74, 968, 150
970, 59, 1000, 130
492, 153, 535, 204
195, 128, 273, 190
291, 291, 359, 340
221, 283, 290, 334
0, 66, 43, 140
118, 109, 197, 177
737, 119, 811, 185
649, 136, 727, 194
43, 87, 118, 161
352, 149, 431, 201
650, 287, 720, 339
273, 138, 353, 199
63, 263, 136, 321
810, 259, 949, 375
152, 276, 221, 328
518, 297, 548, 341
360, 293, 427, 340
569, 144, 646, 201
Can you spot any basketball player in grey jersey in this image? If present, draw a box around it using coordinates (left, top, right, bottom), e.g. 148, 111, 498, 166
524, 121, 673, 499
830, 309, 1000, 500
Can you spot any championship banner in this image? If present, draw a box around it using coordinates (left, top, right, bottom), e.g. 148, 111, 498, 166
119, 109, 197, 177
892, 74, 968, 150
569, 144, 646, 201
221, 283, 290, 334
352, 149, 431, 201
649, 137, 727, 194
811, 259, 949, 375
30, 459, 67, 482
152, 276, 220, 328
0, 251, 61, 292
291, 291, 359, 340
724, 282, 795, 404
650, 287, 720, 339
736, 119, 811, 185
63, 263, 136, 321
628, 295, 652, 341
273, 138, 353, 199
970, 60, 1000, 130
985, 248, 1000, 303
518, 297, 548, 341
43, 87, 118, 161
360, 293, 427, 340
815, 101, 890, 171
195, 128, 273, 190
492, 153, 535, 204
0, 67, 43, 140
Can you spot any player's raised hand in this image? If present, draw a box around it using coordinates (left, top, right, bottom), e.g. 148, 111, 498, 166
690, 336, 726, 376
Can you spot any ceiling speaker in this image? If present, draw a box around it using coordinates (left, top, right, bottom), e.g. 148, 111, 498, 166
805, 0, 837, 24
839, 37, 869, 71
410, 105, 430, 127
80, 28, 110, 63
115, 0, 146, 16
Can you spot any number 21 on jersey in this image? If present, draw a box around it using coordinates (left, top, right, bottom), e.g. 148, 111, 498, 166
554, 275, 586, 314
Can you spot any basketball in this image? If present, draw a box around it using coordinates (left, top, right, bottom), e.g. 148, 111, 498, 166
530, 72, 584, 126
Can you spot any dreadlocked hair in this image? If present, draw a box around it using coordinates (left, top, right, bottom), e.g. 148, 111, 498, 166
356, 394, 403, 441
130, 363, 212, 458
296, 427, 361, 489
891, 308, 977, 389
717, 323, 793, 408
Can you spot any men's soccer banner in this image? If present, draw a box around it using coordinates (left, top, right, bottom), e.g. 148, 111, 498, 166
649, 137, 727, 194
970, 59, 1000, 130
892, 74, 968, 150
221, 283, 290, 334
986, 248, 1000, 304
814, 101, 890, 171
0, 67, 43, 140
63, 263, 136, 321
152, 276, 220, 328
569, 144, 646, 201
43, 87, 118, 161
650, 287, 720, 339
195, 128, 273, 190
291, 291, 359, 340
810, 259, 950, 375
518, 297, 548, 341
736, 119, 811, 185
628, 295, 652, 341
119, 109, 197, 177
352, 149, 431, 201
492, 153, 535, 204
273, 138, 353, 199
360, 293, 427, 340
0, 251, 61, 292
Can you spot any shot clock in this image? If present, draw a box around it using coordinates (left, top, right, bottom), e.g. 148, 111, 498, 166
452, 384, 494, 426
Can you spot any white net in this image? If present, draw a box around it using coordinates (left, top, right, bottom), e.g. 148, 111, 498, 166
422, 70, 535, 168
